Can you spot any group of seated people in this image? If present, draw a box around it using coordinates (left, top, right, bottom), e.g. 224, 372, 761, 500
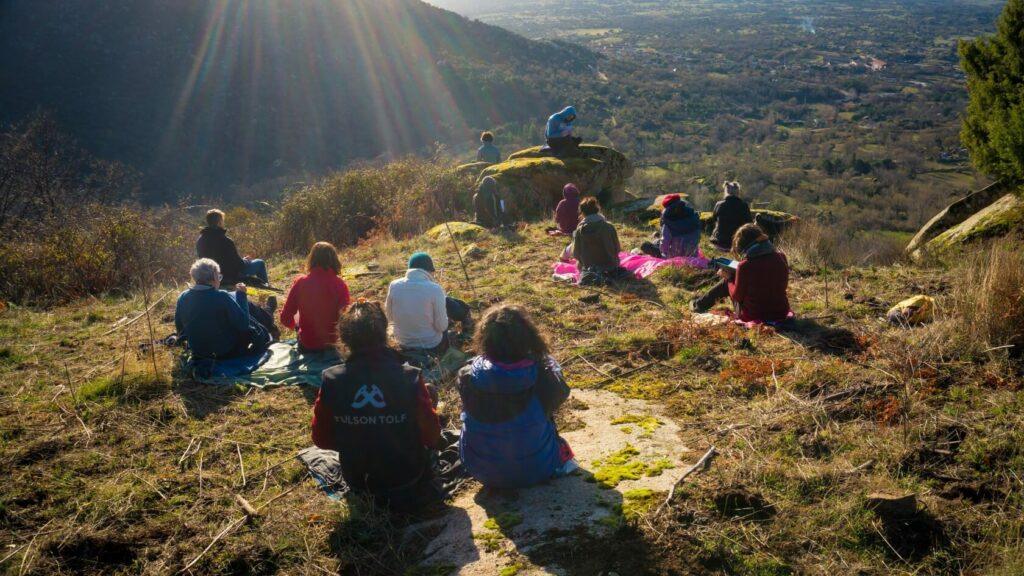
173, 174, 791, 511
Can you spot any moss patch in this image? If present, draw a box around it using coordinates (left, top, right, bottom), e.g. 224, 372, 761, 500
589, 445, 675, 488
611, 414, 664, 438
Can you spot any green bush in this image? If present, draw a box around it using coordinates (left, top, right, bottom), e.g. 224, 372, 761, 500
276, 157, 475, 253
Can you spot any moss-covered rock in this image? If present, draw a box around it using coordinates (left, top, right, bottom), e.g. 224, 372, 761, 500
924, 193, 1024, 253
478, 145, 634, 219
906, 180, 1010, 255
456, 161, 493, 178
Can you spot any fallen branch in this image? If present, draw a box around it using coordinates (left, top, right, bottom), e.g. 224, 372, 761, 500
843, 459, 876, 475
234, 494, 259, 518
655, 447, 717, 516
101, 289, 175, 336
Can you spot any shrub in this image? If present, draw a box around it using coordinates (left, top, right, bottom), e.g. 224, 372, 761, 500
951, 238, 1024, 362
275, 157, 475, 253
0, 204, 192, 305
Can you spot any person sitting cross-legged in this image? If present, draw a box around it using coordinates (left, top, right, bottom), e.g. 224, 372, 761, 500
545, 106, 582, 158
476, 131, 501, 165
458, 305, 576, 489
174, 258, 274, 360
709, 181, 753, 251
279, 242, 351, 352
690, 223, 791, 324
570, 197, 629, 285
196, 208, 269, 285
640, 193, 702, 258
385, 252, 473, 356
311, 301, 442, 512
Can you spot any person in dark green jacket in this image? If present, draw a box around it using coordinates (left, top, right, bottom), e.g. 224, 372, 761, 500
571, 197, 629, 285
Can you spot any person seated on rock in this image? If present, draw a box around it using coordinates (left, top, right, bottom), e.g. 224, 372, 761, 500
640, 194, 702, 258
709, 181, 753, 251
196, 209, 269, 285
279, 242, 351, 352
690, 224, 791, 323
551, 183, 581, 235
312, 301, 442, 511
545, 106, 583, 158
571, 197, 630, 285
385, 252, 473, 357
458, 305, 576, 488
175, 258, 275, 359
476, 131, 501, 165
473, 176, 505, 229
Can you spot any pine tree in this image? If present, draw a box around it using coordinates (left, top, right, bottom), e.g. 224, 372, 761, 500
960, 0, 1024, 183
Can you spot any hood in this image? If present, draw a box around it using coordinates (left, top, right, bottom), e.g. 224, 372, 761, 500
578, 213, 607, 233
742, 240, 776, 259
404, 268, 436, 283
555, 106, 576, 121
200, 226, 226, 236
562, 183, 580, 200
479, 176, 497, 195
662, 200, 700, 235
468, 355, 537, 394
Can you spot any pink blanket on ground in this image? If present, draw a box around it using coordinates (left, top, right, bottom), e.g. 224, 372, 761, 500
552, 251, 709, 282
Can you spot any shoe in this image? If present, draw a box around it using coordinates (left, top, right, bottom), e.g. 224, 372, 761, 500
266, 295, 278, 314
690, 299, 710, 314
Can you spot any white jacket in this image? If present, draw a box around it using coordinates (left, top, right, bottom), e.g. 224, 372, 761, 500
385, 268, 448, 349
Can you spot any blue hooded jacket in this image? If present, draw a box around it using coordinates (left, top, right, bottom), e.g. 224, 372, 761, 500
660, 198, 702, 258
545, 106, 577, 139
458, 355, 570, 488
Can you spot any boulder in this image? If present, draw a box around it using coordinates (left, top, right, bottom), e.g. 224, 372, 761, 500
455, 161, 493, 178
479, 145, 634, 219
920, 193, 1024, 255
906, 180, 1010, 254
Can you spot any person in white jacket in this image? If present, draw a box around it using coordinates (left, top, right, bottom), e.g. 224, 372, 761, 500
385, 252, 472, 353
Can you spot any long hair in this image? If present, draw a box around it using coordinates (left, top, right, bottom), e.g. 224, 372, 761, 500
474, 304, 550, 364
339, 301, 389, 353
731, 223, 769, 257
306, 241, 341, 274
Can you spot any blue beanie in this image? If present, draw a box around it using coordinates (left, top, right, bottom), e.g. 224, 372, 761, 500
408, 252, 435, 272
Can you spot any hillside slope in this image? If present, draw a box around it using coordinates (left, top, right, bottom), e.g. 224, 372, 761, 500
1, 218, 1022, 575
0, 0, 601, 198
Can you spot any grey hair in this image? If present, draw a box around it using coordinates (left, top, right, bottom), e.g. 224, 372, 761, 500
723, 181, 741, 197
190, 258, 221, 284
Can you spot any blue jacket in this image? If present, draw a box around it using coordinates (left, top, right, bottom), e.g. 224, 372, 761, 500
660, 199, 702, 258
545, 106, 577, 139
458, 356, 570, 488
175, 285, 251, 358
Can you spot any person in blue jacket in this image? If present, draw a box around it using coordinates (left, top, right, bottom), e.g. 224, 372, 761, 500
175, 258, 273, 359
458, 305, 577, 488
545, 106, 582, 158
477, 131, 501, 165
640, 194, 702, 258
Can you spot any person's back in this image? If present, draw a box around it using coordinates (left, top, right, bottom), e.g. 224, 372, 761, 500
281, 269, 350, 351
573, 199, 621, 271
731, 241, 790, 323
711, 191, 753, 249
196, 226, 245, 284
477, 142, 501, 165
312, 302, 441, 511
660, 198, 702, 258
386, 267, 447, 350
473, 176, 501, 228
176, 287, 250, 357
554, 183, 581, 234
458, 306, 572, 489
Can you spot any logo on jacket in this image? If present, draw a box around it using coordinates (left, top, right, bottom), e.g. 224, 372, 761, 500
351, 385, 386, 409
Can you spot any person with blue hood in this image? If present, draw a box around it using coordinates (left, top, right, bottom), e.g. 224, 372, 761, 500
545, 106, 583, 158
458, 304, 576, 488
640, 194, 702, 258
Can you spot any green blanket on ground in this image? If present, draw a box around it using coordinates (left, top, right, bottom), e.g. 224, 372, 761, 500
192, 341, 342, 388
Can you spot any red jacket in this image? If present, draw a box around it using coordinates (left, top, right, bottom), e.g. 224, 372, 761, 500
279, 268, 351, 351
728, 250, 791, 323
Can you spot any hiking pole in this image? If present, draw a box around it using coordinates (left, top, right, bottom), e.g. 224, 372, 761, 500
431, 189, 480, 309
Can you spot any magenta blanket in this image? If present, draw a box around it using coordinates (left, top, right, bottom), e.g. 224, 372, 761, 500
553, 251, 709, 282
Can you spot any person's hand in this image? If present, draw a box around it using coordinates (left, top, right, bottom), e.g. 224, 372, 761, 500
243, 256, 251, 263
235, 283, 247, 294
425, 383, 440, 408
717, 268, 732, 281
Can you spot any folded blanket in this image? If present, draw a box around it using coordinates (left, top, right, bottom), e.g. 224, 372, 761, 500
183, 340, 342, 388
553, 251, 709, 283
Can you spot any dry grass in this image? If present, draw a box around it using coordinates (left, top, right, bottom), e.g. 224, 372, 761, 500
950, 238, 1024, 364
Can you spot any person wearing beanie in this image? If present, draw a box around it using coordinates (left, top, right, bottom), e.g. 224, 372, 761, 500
640, 194, 702, 258
385, 252, 473, 354
476, 131, 501, 165
473, 176, 504, 229
553, 183, 582, 234
710, 181, 753, 250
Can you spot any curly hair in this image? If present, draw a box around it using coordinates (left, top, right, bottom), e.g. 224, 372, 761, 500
474, 304, 550, 363
480, 131, 494, 142
339, 301, 389, 353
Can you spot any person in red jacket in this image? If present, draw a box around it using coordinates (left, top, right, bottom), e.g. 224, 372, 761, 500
311, 301, 442, 511
279, 242, 351, 351
690, 224, 791, 323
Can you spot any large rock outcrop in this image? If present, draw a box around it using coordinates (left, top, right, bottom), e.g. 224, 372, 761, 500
476, 145, 634, 219
924, 193, 1024, 253
906, 180, 1009, 255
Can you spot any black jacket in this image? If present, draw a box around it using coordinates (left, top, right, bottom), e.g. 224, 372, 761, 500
196, 227, 246, 283
317, 349, 429, 496
711, 196, 753, 249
